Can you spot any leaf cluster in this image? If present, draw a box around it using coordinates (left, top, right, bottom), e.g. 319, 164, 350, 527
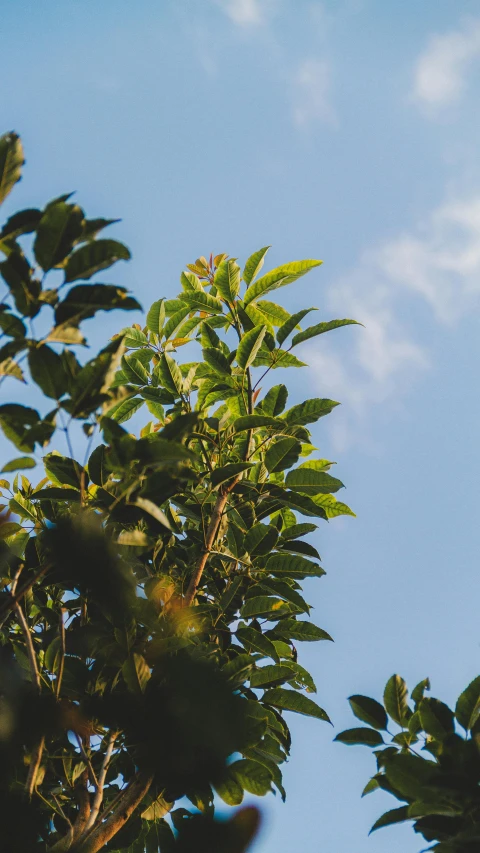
337, 675, 480, 852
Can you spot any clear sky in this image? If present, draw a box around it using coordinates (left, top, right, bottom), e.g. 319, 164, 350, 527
2, 1, 480, 851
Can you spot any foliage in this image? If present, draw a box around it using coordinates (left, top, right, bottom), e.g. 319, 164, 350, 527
337, 675, 480, 852
0, 131, 358, 852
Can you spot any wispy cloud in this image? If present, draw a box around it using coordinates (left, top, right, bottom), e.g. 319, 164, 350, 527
292, 58, 337, 128
303, 195, 480, 448
412, 18, 480, 109
215, 0, 276, 27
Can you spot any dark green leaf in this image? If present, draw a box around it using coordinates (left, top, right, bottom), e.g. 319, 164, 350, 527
28, 345, 68, 399
263, 688, 330, 722
455, 676, 480, 731
276, 620, 332, 642
335, 728, 385, 746
244, 524, 279, 556
241, 596, 291, 620
44, 453, 86, 489
183, 291, 224, 314
237, 325, 267, 370
64, 238, 131, 282
258, 384, 288, 417
384, 675, 410, 726
285, 467, 344, 495
265, 437, 301, 473
418, 698, 454, 741
233, 415, 281, 433
369, 806, 409, 834
284, 398, 340, 426
236, 626, 280, 663
55, 284, 140, 325
276, 308, 317, 346
0, 312, 26, 339
202, 347, 231, 375
265, 553, 324, 579
231, 759, 273, 796
348, 695, 388, 730
31, 487, 81, 501
146, 299, 166, 336
250, 665, 296, 689
292, 318, 359, 347
210, 462, 253, 488
34, 202, 84, 271
411, 678, 430, 709
1, 208, 41, 239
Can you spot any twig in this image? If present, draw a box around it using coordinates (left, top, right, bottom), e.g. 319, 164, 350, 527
73, 771, 153, 853
75, 734, 99, 789
56, 608, 66, 699
84, 731, 117, 831
14, 597, 45, 795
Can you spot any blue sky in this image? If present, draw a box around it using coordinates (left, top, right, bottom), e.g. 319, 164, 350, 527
2, 1, 480, 850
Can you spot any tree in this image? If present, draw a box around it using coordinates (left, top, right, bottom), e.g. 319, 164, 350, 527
0, 131, 358, 852
337, 675, 480, 852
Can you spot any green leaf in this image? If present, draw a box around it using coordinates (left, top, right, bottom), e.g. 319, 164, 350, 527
411, 678, 430, 709
243, 259, 322, 305
0, 403, 40, 452
214, 259, 241, 302
231, 759, 272, 796
241, 596, 291, 620
236, 626, 280, 663
369, 806, 409, 834
418, 697, 454, 741
312, 494, 356, 519
121, 354, 149, 386
122, 652, 151, 694
455, 676, 480, 731
81, 217, 120, 241
334, 728, 385, 746
156, 353, 183, 395
291, 318, 359, 347
265, 553, 325, 579
285, 467, 344, 495
28, 345, 68, 400
280, 523, 317, 540
233, 415, 281, 433
34, 202, 85, 271
141, 794, 173, 821
213, 768, 245, 806
210, 462, 253, 488
0, 312, 26, 339
1, 208, 41, 240
276, 308, 317, 346
348, 695, 388, 730
244, 524, 279, 556
1, 456, 36, 472
259, 579, 310, 614
134, 497, 172, 529
64, 239, 131, 282
146, 299, 166, 336
253, 300, 291, 327
237, 325, 267, 370
263, 688, 330, 722
55, 284, 140, 325
276, 620, 332, 642
109, 396, 144, 423
162, 306, 190, 340
250, 665, 296, 688
202, 347, 231, 375
258, 384, 288, 417
243, 246, 270, 285
44, 453, 86, 488
9, 493, 37, 522
384, 675, 410, 726
284, 398, 340, 426
265, 438, 302, 473
31, 487, 81, 501
0, 132, 24, 206
183, 291, 224, 314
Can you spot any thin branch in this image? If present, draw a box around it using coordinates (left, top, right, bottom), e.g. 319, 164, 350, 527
0, 563, 51, 627
84, 731, 117, 831
56, 608, 66, 699
75, 734, 99, 789
14, 597, 45, 796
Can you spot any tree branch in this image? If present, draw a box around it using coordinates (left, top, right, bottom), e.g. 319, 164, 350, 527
14, 597, 45, 796
73, 770, 153, 853
84, 731, 117, 831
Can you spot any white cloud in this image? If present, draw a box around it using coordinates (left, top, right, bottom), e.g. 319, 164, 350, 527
292, 58, 337, 128
412, 18, 480, 108
216, 0, 275, 26
302, 194, 480, 447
